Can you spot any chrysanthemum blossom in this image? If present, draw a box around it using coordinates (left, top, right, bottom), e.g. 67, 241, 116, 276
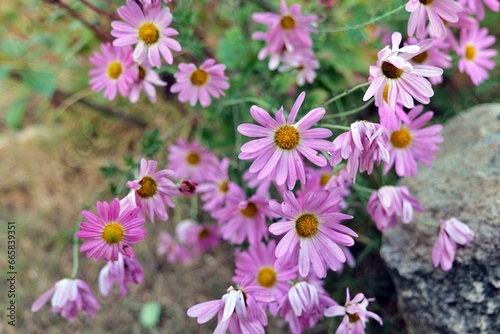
88, 43, 135, 101
111, 0, 181, 68
383, 105, 443, 177
406, 0, 462, 38
126, 159, 179, 223
175, 219, 221, 253
128, 63, 166, 103
198, 157, 239, 213
157, 231, 193, 263
76, 199, 146, 261
367, 186, 424, 232
330, 121, 390, 182
269, 189, 356, 278
99, 253, 143, 298
406, 36, 452, 85
457, 26, 497, 86
279, 48, 319, 86
363, 32, 443, 112
459, 0, 499, 20
324, 288, 383, 334
170, 58, 229, 107
31, 278, 100, 322
187, 277, 275, 334
432, 217, 474, 271
238, 91, 332, 190
233, 240, 297, 315
167, 138, 218, 182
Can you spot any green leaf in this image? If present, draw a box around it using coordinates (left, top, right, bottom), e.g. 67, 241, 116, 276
99, 162, 121, 179
0, 66, 11, 84
20, 71, 57, 99
141, 129, 162, 158
5, 98, 27, 129
140, 301, 161, 328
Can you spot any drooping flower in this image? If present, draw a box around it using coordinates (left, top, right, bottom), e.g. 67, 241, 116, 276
88, 43, 135, 101
167, 139, 218, 182
76, 199, 146, 261
170, 58, 230, 107
126, 159, 179, 223
432, 217, 474, 271
175, 219, 221, 253
233, 240, 297, 315
330, 121, 390, 182
187, 277, 275, 334
324, 288, 383, 334
238, 91, 332, 190
98, 253, 143, 298
269, 189, 356, 278
383, 105, 444, 177
457, 26, 497, 86
31, 278, 100, 322
406, 0, 462, 38
111, 0, 181, 67
128, 63, 166, 103
157, 231, 193, 264
367, 186, 424, 232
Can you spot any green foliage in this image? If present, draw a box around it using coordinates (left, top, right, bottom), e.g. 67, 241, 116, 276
19, 70, 57, 99
141, 129, 163, 158
140, 301, 162, 328
5, 97, 28, 129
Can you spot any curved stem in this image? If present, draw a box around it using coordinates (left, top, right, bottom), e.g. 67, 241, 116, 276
322, 124, 351, 131
352, 183, 376, 193
70, 219, 81, 279
323, 82, 371, 107
324, 98, 374, 119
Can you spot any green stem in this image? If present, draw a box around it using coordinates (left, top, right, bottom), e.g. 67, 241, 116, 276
322, 124, 351, 131
218, 97, 271, 110
352, 183, 376, 194
324, 98, 374, 119
323, 82, 371, 107
70, 218, 81, 279
321, 4, 406, 33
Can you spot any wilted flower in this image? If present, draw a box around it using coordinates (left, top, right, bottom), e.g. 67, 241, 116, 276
99, 253, 143, 298
432, 217, 474, 271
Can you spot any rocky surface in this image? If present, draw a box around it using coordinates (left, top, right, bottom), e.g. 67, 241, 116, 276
380, 104, 500, 334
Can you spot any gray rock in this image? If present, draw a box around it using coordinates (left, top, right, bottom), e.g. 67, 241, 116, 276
380, 104, 500, 334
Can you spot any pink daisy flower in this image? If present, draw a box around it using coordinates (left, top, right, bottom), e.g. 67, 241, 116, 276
432, 217, 474, 271
457, 26, 497, 86
31, 278, 100, 322
279, 48, 319, 86
157, 231, 193, 264
76, 199, 146, 261
330, 121, 390, 182
233, 239, 297, 315
213, 185, 275, 245
383, 105, 444, 177
98, 253, 143, 298
126, 159, 179, 223
167, 138, 218, 182
175, 219, 221, 253
324, 288, 383, 334
406, 36, 452, 85
88, 43, 135, 101
128, 63, 166, 103
111, 0, 181, 68
269, 189, 356, 278
170, 58, 229, 107
187, 277, 275, 334
406, 0, 462, 38
367, 186, 424, 232
459, 0, 499, 20
363, 32, 443, 112
238, 91, 332, 190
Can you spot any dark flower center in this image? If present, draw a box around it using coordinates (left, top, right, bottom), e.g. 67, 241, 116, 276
138, 176, 157, 198
390, 128, 412, 148
381, 61, 403, 79
240, 202, 258, 218
190, 69, 209, 86
280, 15, 296, 29
295, 213, 319, 238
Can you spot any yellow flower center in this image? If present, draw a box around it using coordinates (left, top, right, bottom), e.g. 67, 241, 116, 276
137, 176, 157, 198
240, 202, 258, 218
138, 66, 146, 80
280, 15, 296, 29
138, 22, 160, 45
465, 44, 476, 61
219, 180, 229, 193
295, 213, 319, 238
107, 61, 123, 80
381, 61, 403, 79
419, 0, 434, 5
186, 152, 201, 165
412, 51, 428, 64
274, 125, 300, 150
348, 312, 360, 323
383, 83, 390, 103
257, 266, 277, 288
320, 174, 331, 186
190, 69, 209, 86
102, 222, 125, 244
390, 128, 412, 148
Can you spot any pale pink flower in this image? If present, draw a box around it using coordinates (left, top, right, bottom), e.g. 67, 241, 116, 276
187, 277, 275, 334
459, 0, 499, 20
269, 189, 356, 278
383, 105, 444, 177
367, 186, 424, 232
279, 48, 319, 86
324, 288, 383, 334
406, 37, 452, 85
31, 278, 100, 322
88, 43, 135, 101
377, 103, 411, 131
457, 26, 497, 86
198, 157, 239, 213
330, 121, 390, 182
406, 0, 462, 38
128, 63, 166, 103
98, 253, 143, 298
111, 0, 181, 67
432, 217, 474, 271
175, 220, 221, 253
170, 58, 229, 107
238, 92, 332, 190
76, 199, 146, 261
126, 159, 179, 223
167, 138, 218, 182
139, 0, 161, 15
443, 8, 478, 50
157, 231, 193, 264
233, 239, 297, 315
